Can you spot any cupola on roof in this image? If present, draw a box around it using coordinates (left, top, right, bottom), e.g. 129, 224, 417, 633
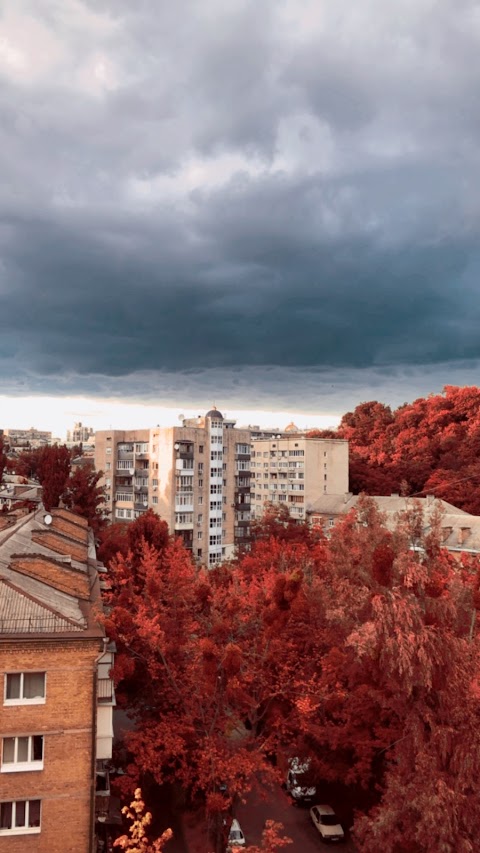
206, 406, 224, 420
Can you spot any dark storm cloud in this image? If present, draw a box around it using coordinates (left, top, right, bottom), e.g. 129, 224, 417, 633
1, 0, 480, 407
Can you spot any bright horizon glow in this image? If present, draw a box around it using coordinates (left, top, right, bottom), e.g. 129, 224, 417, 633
0, 395, 341, 439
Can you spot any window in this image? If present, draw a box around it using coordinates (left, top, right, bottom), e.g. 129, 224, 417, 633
1, 736, 43, 772
329, 518, 335, 528
152, 478, 159, 486
115, 508, 133, 519
175, 513, 193, 524
135, 443, 148, 453
198, 479, 203, 487
0, 800, 41, 833
199, 462, 204, 471
198, 496, 203, 505
324, 474, 327, 481
105, 462, 111, 471
106, 447, 112, 454
289, 450, 304, 456
197, 531, 202, 540
115, 492, 131, 502
198, 513, 203, 522
199, 445, 204, 453
5, 673, 45, 705
152, 496, 158, 504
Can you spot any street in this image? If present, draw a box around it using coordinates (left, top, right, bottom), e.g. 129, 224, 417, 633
237, 783, 357, 852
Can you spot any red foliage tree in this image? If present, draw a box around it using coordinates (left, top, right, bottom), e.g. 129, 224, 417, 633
105, 495, 480, 852
0, 436, 6, 484
36, 445, 72, 511
61, 460, 107, 534
324, 386, 480, 512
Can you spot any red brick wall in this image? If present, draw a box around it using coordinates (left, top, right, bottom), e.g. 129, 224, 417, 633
10, 557, 90, 600
0, 639, 103, 853
50, 513, 88, 544
52, 509, 89, 530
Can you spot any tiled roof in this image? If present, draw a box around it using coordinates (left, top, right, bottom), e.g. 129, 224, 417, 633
0, 578, 85, 633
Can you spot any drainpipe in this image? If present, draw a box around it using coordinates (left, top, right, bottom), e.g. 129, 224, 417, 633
90, 637, 109, 853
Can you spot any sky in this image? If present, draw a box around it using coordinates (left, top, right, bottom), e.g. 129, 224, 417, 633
1, 0, 480, 435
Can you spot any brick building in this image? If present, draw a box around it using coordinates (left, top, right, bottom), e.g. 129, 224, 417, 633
0, 508, 115, 852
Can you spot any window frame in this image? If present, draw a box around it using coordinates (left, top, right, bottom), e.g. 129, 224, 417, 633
1, 736, 44, 773
4, 673, 46, 706
0, 799, 41, 834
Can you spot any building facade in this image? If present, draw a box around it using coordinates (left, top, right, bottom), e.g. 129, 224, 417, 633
250, 435, 349, 522
95, 408, 252, 566
66, 423, 95, 445
0, 508, 115, 852
3, 429, 52, 449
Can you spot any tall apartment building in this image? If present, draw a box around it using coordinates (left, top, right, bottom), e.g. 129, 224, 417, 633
66, 423, 94, 444
250, 435, 349, 522
0, 507, 115, 852
95, 408, 251, 566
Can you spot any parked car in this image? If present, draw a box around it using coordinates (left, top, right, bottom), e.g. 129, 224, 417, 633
310, 804, 345, 843
227, 818, 246, 849
285, 757, 317, 805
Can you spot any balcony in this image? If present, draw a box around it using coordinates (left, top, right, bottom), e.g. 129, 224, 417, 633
135, 452, 149, 460
135, 500, 149, 511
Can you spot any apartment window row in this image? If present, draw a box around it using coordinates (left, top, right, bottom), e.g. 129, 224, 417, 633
117, 443, 133, 452
116, 460, 133, 470
210, 451, 222, 460
210, 485, 222, 494
116, 492, 132, 502
289, 450, 305, 456
209, 535, 222, 545
210, 519, 222, 529
210, 467, 222, 477
235, 444, 250, 454
135, 443, 148, 453
210, 501, 222, 510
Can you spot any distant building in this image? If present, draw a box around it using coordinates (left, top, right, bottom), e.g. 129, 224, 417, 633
66, 423, 94, 445
250, 435, 349, 522
307, 493, 480, 555
0, 507, 115, 850
4, 428, 52, 448
95, 409, 351, 563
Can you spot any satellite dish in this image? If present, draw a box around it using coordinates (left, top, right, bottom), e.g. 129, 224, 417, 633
43, 514, 53, 526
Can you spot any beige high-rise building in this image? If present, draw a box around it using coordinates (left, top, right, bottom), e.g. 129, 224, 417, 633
95, 408, 251, 567
250, 434, 349, 522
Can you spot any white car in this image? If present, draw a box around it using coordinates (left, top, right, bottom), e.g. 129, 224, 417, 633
227, 818, 246, 849
310, 804, 345, 843
285, 757, 317, 805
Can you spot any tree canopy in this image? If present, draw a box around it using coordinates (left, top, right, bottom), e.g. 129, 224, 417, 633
104, 502, 480, 853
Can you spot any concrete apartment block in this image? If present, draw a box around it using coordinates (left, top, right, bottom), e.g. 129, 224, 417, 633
95, 408, 252, 567
250, 435, 349, 522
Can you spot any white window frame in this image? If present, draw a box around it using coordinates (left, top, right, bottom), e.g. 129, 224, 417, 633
4, 673, 46, 706
0, 799, 41, 834
1, 736, 44, 773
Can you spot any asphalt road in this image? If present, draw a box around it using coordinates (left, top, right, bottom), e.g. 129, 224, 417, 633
236, 784, 358, 852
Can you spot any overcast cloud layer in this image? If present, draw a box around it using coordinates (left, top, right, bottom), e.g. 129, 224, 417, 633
1, 0, 480, 413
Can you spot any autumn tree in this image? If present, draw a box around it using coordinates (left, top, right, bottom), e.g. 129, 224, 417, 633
37, 445, 72, 511
114, 788, 173, 852
62, 459, 107, 534
105, 495, 480, 852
